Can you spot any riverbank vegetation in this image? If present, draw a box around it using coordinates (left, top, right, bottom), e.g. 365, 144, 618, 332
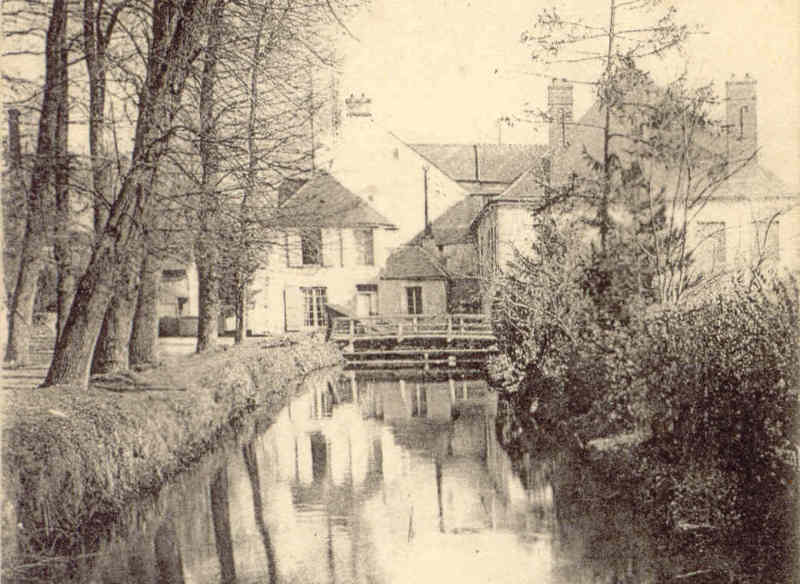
1, 334, 341, 581
491, 212, 798, 582
488, 4, 799, 581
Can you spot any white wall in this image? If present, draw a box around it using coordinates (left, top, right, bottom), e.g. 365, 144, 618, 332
327, 116, 467, 247
688, 196, 800, 275
249, 226, 396, 334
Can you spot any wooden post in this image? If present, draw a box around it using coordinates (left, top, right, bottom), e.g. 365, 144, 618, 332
348, 319, 355, 352
449, 377, 456, 403
397, 322, 404, 342
446, 316, 452, 343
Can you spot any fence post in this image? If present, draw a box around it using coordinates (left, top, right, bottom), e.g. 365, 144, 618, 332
348, 319, 354, 352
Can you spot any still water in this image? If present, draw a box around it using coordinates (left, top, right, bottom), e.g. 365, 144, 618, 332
83, 370, 666, 584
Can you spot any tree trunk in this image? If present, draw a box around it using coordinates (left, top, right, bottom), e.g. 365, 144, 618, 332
5, 0, 66, 365
130, 250, 161, 369
54, 29, 73, 340
44, 0, 211, 387
83, 0, 114, 236
195, 0, 224, 354
234, 281, 245, 344
195, 241, 220, 352
91, 257, 139, 374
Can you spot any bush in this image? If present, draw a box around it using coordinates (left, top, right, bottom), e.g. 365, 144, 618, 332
492, 223, 798, 580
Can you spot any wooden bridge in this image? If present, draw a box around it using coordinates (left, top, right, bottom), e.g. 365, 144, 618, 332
329, 314, 497, 369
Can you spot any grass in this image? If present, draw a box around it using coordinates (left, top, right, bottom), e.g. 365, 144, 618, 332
1, 333, 342, 575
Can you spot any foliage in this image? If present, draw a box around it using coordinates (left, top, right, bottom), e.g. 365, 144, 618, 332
492, 212, 799, 578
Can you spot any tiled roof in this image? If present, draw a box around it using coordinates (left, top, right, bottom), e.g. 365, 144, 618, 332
409, 196, 484, 246
381, 245, 449, 280
409, 143, 548, 184
275, 171, 396, 228
495, 161, 549, 201
557, 101, 797, 200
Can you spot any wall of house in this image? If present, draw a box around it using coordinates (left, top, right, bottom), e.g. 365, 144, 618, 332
497, 205, 536, 268
248, 226, 395, 334
475, 203, 537, 279
157, 261, 199, 318
476, 206, 497, 280
440, 242, 479, 277
688, 197, 800, 275
378, 279, 447, 316
327, 117, 467, 246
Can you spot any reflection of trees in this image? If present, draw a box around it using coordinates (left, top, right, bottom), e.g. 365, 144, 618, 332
154, 516, 185, 584
242, 442, 278, 583
210, 466, 236, 584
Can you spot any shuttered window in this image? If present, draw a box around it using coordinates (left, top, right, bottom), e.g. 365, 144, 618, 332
406, 286, 423, 314
354, 229, 374, 265
301, 229, 322, 265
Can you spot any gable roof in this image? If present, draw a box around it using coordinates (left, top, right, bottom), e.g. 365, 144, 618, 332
381, 245, 449, 280
556, 99, 797, 201
409, 195, 484, 246
275, 170, 396, 229
494, 160, 549, 201
409, 144, 548, 185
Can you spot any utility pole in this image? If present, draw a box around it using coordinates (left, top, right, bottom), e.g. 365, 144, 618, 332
423, 166, 431, 236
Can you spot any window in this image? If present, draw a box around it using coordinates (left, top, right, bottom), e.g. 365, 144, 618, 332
406, 286, 423, 314
753, 219, 780, 262
162, 269, 186, 280
302, 287, 327, 328
356, 284, 378, 316
697, 221, 727, 271
354, 229, 374, 265
301, 229, 322, 265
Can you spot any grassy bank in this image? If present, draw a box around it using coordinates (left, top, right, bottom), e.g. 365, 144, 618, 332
1, 334, 342, 569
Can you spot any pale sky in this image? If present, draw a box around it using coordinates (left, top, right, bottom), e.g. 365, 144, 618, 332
336, 0, 800, 188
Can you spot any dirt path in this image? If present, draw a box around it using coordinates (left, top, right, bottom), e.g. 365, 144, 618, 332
2, 335, 241, 390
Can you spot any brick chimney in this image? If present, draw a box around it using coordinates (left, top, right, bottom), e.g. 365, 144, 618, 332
548, 78, 573, 150
726, 74, 757, 163
344, 93, 372, 118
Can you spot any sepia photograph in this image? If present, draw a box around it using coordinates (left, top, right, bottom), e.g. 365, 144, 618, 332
2, 0, 798, 582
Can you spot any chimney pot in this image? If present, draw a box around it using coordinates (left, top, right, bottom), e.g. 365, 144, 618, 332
725, 74, 757, 163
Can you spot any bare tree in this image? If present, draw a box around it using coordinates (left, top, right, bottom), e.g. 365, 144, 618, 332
523, 0, 698, 254
44, 0, 214, 387
5, 0, 68, 366
194, 0, 225, 353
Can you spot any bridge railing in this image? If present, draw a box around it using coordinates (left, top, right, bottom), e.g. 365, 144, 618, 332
330, 313, 494, 343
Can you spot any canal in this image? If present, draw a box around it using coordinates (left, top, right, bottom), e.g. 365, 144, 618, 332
75, 369, 672, 584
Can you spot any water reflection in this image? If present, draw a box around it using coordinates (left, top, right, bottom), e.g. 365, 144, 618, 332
83, 370, 666, 584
